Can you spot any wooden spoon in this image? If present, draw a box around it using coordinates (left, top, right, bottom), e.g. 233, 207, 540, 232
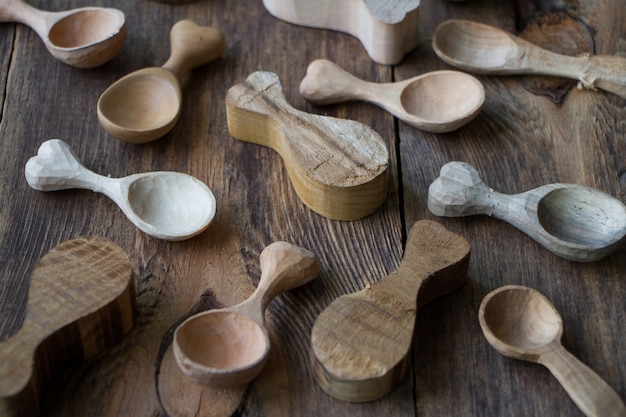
300, 59, 484, 133
428, 161, 626, 262
25, 139, 216, 241
479, 285, 626, 417
310, 220, 471, 402
97, 20, 225, 144
0, 0, 125, 68
173, 241, 320, 388
0, 237, 135, 417
226, 70, 389, 221
432, 19, 626, 99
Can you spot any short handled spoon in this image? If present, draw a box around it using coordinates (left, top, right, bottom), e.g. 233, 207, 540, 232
0, 0, 125, 68
97, 20, 225, 144
173, 241, 320, 388
432, 19, 626, 99
25, 139, 216, 241
479, 285, 626, 417
428, 161, 626, 262
300, 59, 484, 133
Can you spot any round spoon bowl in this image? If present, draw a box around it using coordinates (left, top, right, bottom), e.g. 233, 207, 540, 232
537, 187, 626, 248
174, 311, 269, 387
399, 70, 484, 132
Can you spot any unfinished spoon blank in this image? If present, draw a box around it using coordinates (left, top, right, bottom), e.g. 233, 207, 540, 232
25, 139, 216, 241
432, 19, 626, 99
300, 59, 484, 133
0, 237, 135, 417
310, 220, 471, 402
262, 0, 420, 65
479, 285, 626, 417
226, 71, 388, 221
428, 161, 626, 262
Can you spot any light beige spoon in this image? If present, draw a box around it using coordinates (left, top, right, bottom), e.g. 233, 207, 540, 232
0, 0, 125, 68
173, 241, 320, 388
25, 139, 216, 241
479, 285, 626, 417
300, 59, 484, 133
432, 19, 626, 99
428, 161, 626, 262
97, 20, 225, 144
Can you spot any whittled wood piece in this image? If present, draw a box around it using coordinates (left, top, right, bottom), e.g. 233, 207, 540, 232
262, 0, 420, 65
0, 0, 125, 68
300, 59, 484, 133
428, 161, 626, 262
0, 237, 135, 417
479, 285, 626, 417
310, 220, 470, 402
226, 70, 389, 220
432, 19, 626, 99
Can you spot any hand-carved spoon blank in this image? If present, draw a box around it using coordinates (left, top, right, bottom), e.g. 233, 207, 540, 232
428, 161, 626, 262
0, 0, 126, 68
479, 285, 626, 417
226, 71, 389, 221
262, 0, 420, 65
174, 242, 320, 388
97, 20, 225, 143
432, 19, 626, 99
0, 237, 135, 417
300, 59, 484, 133
310, 220, 471, 402
25, 139, 216, 241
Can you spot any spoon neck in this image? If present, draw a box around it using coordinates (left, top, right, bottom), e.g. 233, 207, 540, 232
521, 44, 584, 79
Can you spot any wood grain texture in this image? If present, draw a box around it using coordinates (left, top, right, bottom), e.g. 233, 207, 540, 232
0, 0, 625, 416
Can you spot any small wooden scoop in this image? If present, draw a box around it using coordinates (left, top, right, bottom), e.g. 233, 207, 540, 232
173, 242, 320, 388
226, 71, 389, 220
262, 0, 420, 65
432, 19, 626, 99
310, 220, 471, 402
300, 59, 484, 133
479, 285, 626, 417
428, 161, 626, 262
0, 237, 135, 417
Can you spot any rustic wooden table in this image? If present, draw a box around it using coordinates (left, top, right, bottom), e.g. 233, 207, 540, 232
1, 0, 625, 416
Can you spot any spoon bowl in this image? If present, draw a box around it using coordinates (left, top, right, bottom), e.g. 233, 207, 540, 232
25, 139, 216, 241
479, 285, 626, 417
0, 0, 125, 68
300, 59, 484, 133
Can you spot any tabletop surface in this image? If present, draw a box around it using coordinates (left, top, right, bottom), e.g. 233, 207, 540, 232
1, 0, 626, 416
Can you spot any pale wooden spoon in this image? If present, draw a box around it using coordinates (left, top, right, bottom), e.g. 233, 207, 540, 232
97, 20, 225, 144
173, 241, 320, 388
428, 161, 626, 262
310, 220, 471, 402
25, 139, 216, 241
479, 285, 626, 417
432, 19, 626, 99
0, 0, 125, 68
226, 70, 389, 221
300, 59, 484, 133
0, 237, 134, 417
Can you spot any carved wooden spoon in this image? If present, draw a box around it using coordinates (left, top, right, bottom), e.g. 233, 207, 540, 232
432, 19, 626, 99
300, 59, 484, 133
25, 139, 216, 241
173, 242, 320, 388
0, 237, 135, 417
428, 161, 626, 262
97, 20, 225, 143
0, 0, 125, 68
479, 285, 626, 417
310, 220, 471, 402
226, 70, 389, 220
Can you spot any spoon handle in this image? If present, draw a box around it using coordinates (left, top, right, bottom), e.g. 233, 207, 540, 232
161, 20, 225, 80
0, 0, 48, 37
540, 344, 626, 417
